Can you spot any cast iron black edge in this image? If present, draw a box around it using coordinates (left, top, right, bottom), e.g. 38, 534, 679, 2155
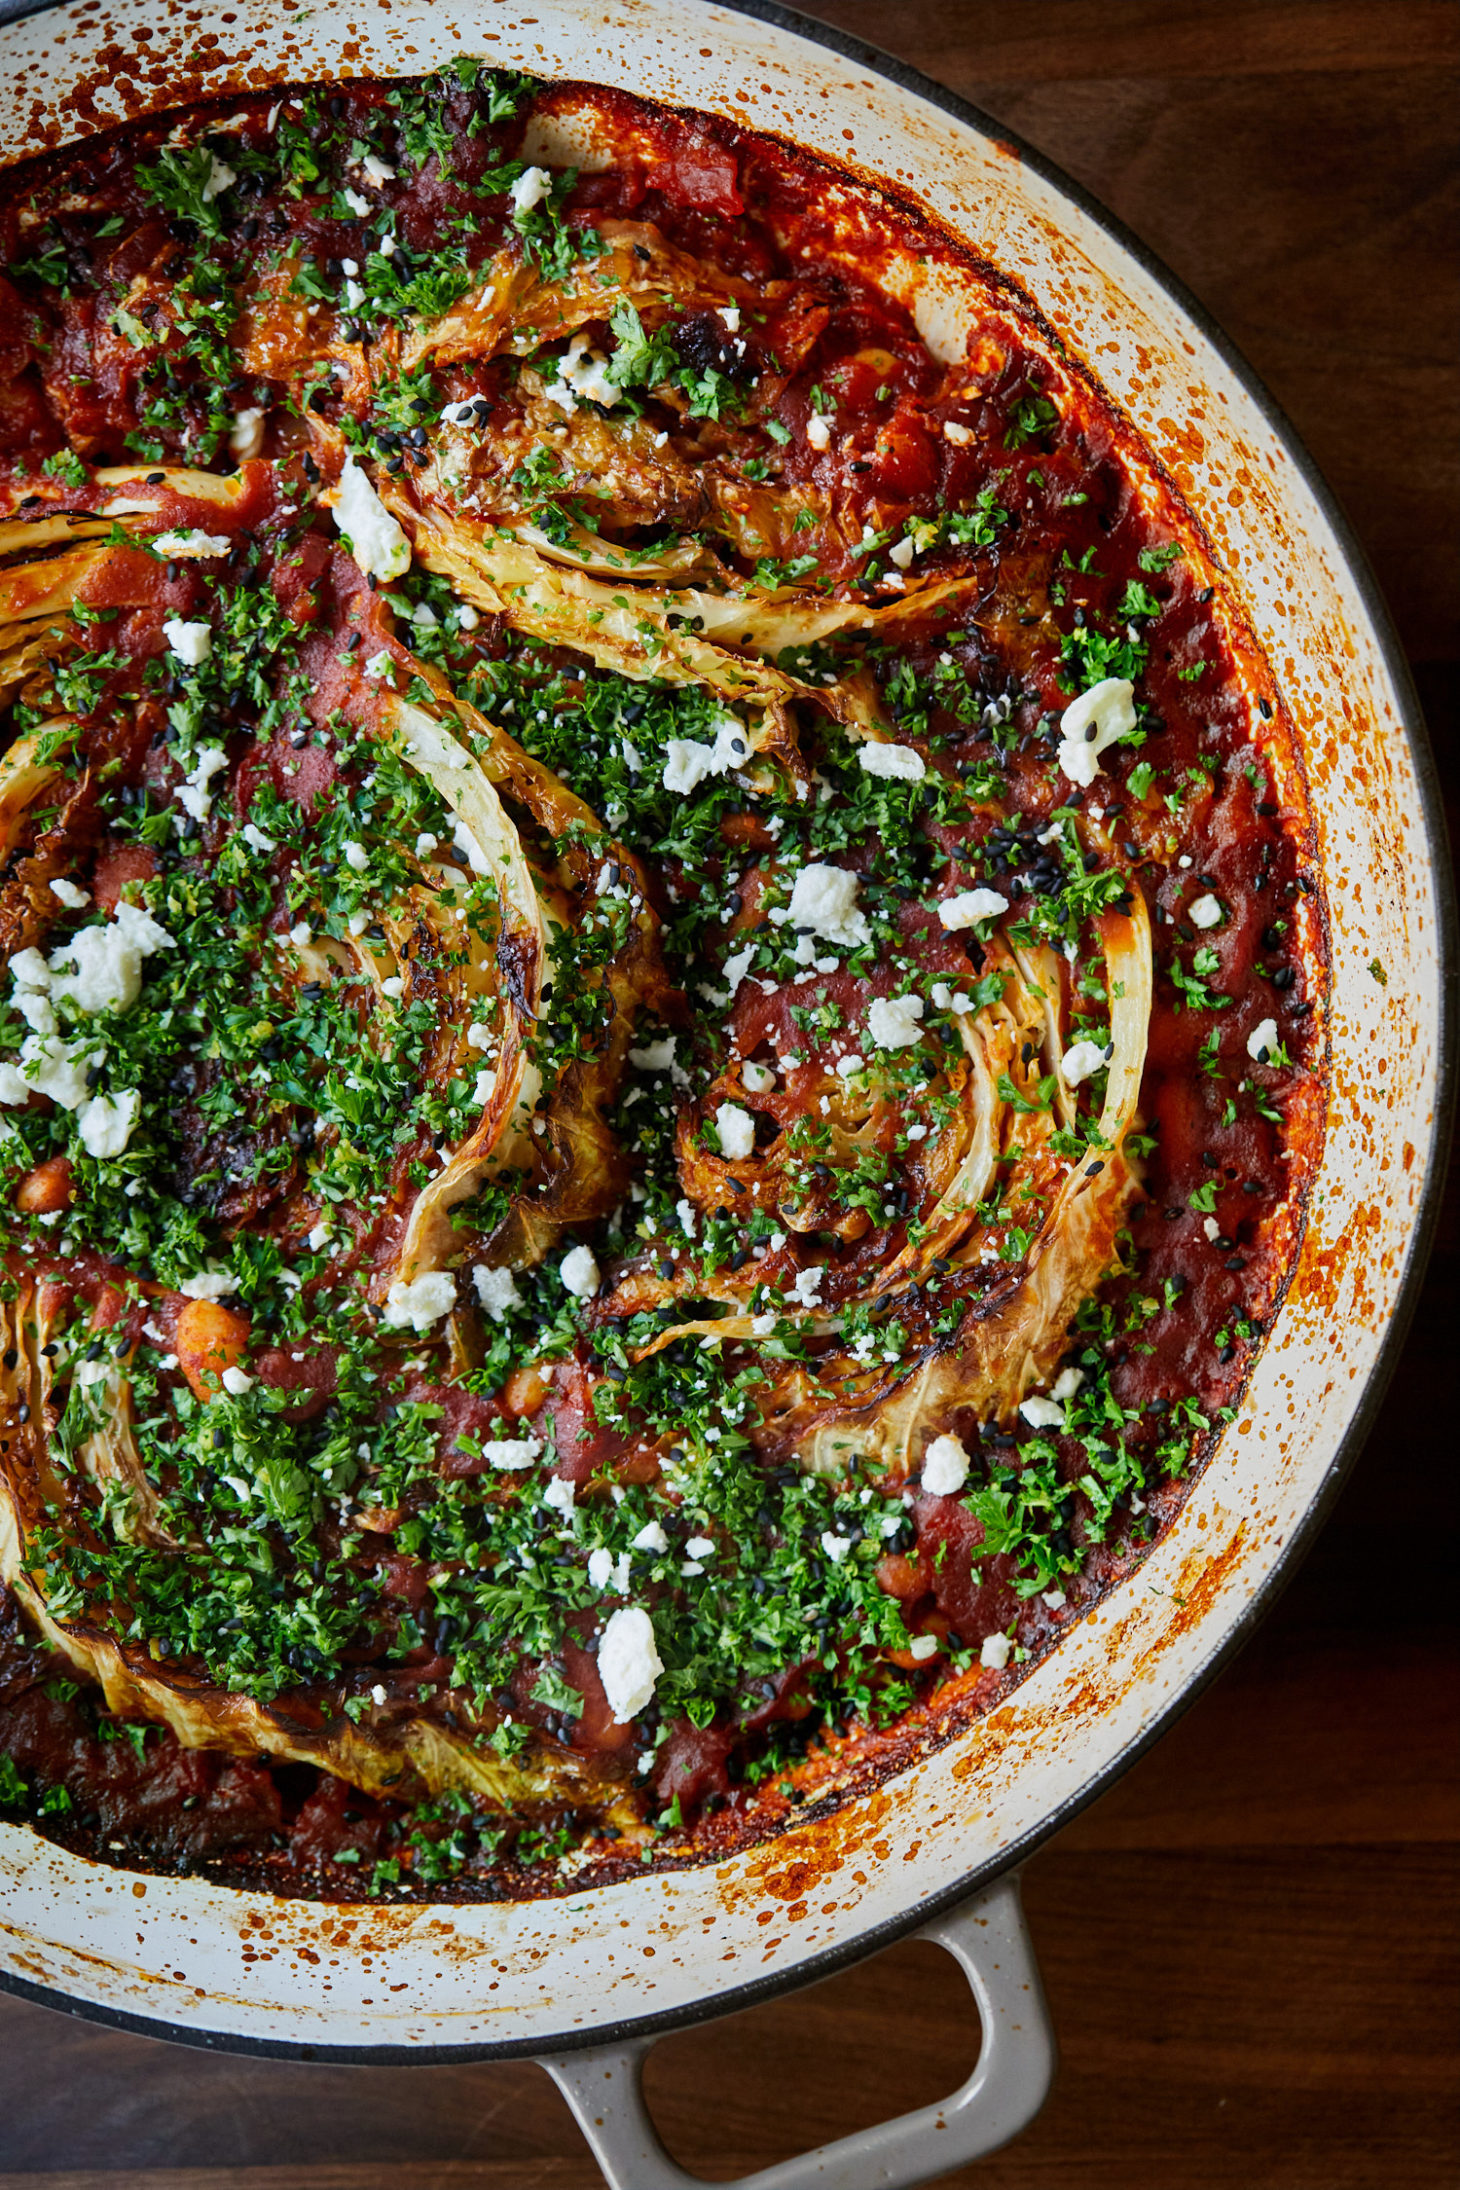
0, 0, 1453, 2069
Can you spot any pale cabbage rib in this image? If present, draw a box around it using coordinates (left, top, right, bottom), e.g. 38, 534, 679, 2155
378, 694, 547, 1287
0, 1283, 635, 1817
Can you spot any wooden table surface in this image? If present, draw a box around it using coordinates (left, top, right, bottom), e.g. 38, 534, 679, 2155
1, 4, 1456, 2185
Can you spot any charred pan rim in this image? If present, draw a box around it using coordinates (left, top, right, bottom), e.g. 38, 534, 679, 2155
0, 0, 1454, 2067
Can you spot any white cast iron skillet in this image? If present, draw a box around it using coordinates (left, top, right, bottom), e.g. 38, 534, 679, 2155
0, 5, 1451, 2185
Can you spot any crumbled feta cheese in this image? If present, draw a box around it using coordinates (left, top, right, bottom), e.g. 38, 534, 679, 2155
741, 1060, 776, 1093
1051, 1367, 1084, 1401
173, 744, 229, 825
1056, 678, 1137, 787
9, 949, 50, 990
675, 1196, 698, 1239
628, 1036, 676, 1074
751, 1311, 776, 1337
306, 1222, 331, 1253
633, 1520, 670, 1554
343, 278, 366, 311
560, 1243, 601, 1299
343, 186, 371, 216
1061, 1039, 1108, 1087
922, 1431, 971, 1497
1203, 1215, 1221, 1241
332, 456, 411, 582
661, 713, 750, 794
588, 1546, 633, 1593
241, 823, 276, 855
806, 411, 832, 450
153, 529, 231, 559
888, 536, 915, 571
415, 831, 440, 860
1188, 893, 1224, 930
473, 1264, 523, 1322
12, 988, 54, 1035
163, 617, 213, 666
597, 1605, 663, 1722
49, 878, 90, 910
342, 839, 370, 874
509, 164, 553, 215
178, 1269, 239, 1301
381, 975, 403, 1000
909, 1633, 940, 1661
858, 739, 925, 781
939, 886, 1009, 930
721, 944, 756, 997
943, 419, 973, 446
820, 1530, 853, 1564
482, 1434, 543, 1471
715, 1101, 756, 1161
455, 602, 479, 631
49, 899, 176, 1016
382, 1269, 456, 1330
289, 922, 312, 948
867, 993, 925, 1050
543, 1475, 576, 1517
361, 152, 396, 185
790, 1263, 826, 1309
221, 1365, 254, 1396
545, 329, 622, 412
1019, 1394, 1066, 1430
362, 649, 394, 682
76, 1088, 140, 1159
1247, 1016, 1279, 1065
906, 1121, 928, 1142
980, 1632, 1013, 1670
835, 1052, 865, 1079
770, 862, 869, 951
684, 1535, 716, 1560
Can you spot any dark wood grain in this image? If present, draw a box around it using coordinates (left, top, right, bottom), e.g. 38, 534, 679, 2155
1, 7, 1456, 2185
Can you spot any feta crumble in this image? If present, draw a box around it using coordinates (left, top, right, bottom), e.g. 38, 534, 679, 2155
866, 992, 925, 1049
473, 1264, 523, 1322
922, 1431, 971, 1497
76, 1088, 140, 1159
382, 1269, 457, 1330
980, 1633, 1013, 1670
939, 886, 1009, 929
560, 1243, 601, 1299
482, 1435, 543, 1471
162, 617, 213, 666
1061, 1039, 1108, 1087
1247, 1016, 1280, 1064
858, 740, 926, 781
715, 1101, 756, 1161
1056, 678, 1137, 788
1188, 893, 1224, 930
597, 1606, 663, 1723
770, 862, 869, 951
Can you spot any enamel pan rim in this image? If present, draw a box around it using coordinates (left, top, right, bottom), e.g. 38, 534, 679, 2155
0, 0, 1452, 2066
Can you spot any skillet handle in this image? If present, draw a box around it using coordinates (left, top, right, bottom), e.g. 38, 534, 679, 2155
538, 1868, 1055, 2190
